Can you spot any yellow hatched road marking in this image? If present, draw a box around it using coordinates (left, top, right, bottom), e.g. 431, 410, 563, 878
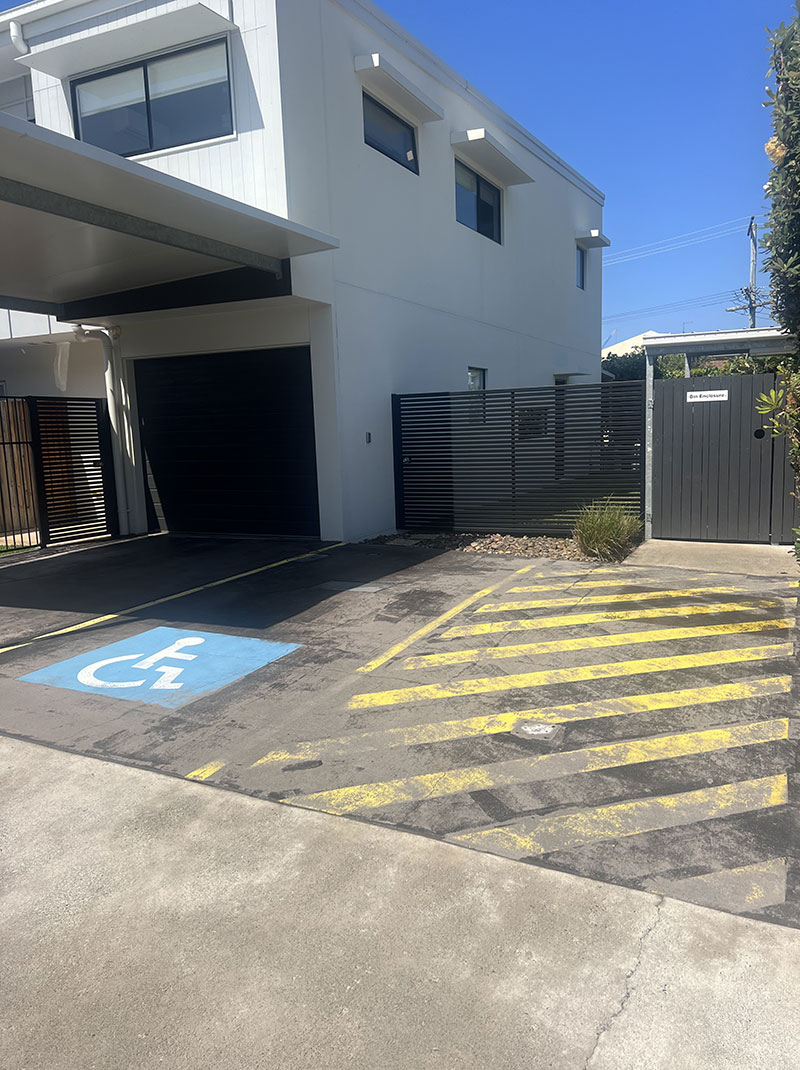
186, 761, 226, 781
449, 774, 789, 859
250, 677, 793, 766
291, 719, 788, 815
0, 544, 347, 657
508, 569, 620, 580
403, 618, 794, 669
649, 858, 788, 913
357, 565, 534, 674
477, 587, 749, 614
507, 578, 681, 593
349, 644, 793, 709
442, 600, 797, 639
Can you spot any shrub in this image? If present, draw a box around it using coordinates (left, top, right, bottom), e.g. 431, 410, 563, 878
573, 499, 643, 561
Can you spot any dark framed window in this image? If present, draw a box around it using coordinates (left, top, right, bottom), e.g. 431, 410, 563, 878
467, 367, 487, 391
455, 160, 501, 243
363, 93, 418, 173
576, 246, 586, 289
72, 39, 233, 157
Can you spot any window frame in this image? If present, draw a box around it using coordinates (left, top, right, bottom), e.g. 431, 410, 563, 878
467, 366, 487, 391
455, 160, 502, 244
576, 246, 586, 289
362, 91, 419, 174
70, 36, 234, 159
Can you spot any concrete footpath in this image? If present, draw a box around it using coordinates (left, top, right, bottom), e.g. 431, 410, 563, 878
2, 736, 798, 1070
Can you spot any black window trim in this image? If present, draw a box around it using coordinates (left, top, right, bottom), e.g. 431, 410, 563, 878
362, 91, 419, 175
576, 245, 586, 290
454, 158, 502, 245
70, 35, 234, 159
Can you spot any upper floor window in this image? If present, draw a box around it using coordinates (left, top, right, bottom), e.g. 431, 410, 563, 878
72, 39, 233, 157
0, 74, 34, 122
455, 160, 501, 244
576, 246, 586, 289
363, 93, 418, 174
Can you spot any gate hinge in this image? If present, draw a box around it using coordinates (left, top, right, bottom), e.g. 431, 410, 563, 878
647, 399, 655, 411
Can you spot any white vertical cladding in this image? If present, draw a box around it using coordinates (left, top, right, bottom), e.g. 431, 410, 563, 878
23, 0, 288, 216
278, 0, 606, 539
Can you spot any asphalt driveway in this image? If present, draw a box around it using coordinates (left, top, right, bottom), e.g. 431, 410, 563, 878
0, 534, 797, 926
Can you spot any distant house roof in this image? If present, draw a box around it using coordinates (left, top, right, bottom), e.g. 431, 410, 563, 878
601, 332, 654, 360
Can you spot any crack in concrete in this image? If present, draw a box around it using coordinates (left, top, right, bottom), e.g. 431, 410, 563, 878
584, 895, 665, 1068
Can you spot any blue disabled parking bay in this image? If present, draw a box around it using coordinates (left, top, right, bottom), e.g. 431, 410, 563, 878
19, 627, 300, 710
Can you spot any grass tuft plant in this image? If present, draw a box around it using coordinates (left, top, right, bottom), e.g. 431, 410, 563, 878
573, 499, 642, 562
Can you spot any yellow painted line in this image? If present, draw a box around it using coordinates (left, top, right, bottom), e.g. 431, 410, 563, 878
348, 643, 793, 709
250, 676, 793, 766
442, 600, 797, 639
356, 565, 533, 674
292, 719, 788, 815
507, 578, 671, 593
477, 586, 750, 614
186, 761, 226, 781
509, 569, 619, 580
649, 858, 788, 913
449, 774, 789, 859
403, 618, 795, 669
0, 544, 345, 657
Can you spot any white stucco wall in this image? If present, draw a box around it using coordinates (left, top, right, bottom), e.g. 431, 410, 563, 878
0, 339, 105, 396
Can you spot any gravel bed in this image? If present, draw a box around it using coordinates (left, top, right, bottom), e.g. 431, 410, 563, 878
367, 531, 600, 561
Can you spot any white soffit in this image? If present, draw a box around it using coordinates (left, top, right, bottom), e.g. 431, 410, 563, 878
576, 230, 611, 249
16, 3, 237, 80
450, 129, 534, 187
355, 53, 444, 124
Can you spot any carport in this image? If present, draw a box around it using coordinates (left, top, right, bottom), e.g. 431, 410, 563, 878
0, 111, 339, 540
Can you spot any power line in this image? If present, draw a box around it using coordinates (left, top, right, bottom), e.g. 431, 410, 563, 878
605, 216, 766, 267
602, 291, 733, 323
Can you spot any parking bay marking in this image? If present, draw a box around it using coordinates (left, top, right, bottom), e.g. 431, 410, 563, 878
0, 543, 345, 658
448, 774, 789, 859
349, 644, 794, 709
507, 579, 800, 594
402, 618, 795, 669
249, 677, 793, 767
186, 761, 226, 781
442, 600, 797, 639
477, 587, 752, 614
291, 719, 788, 815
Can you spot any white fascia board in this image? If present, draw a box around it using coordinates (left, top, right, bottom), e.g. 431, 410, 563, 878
15, 3, 236, 80
0, 111, 339, 260
355, 53, 443, 124
576, 230, 611, 250
451, 129, 534, 187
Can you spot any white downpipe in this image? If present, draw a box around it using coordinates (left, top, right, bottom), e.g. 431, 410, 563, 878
9, 21, 29, 56
73, 325, 131, 535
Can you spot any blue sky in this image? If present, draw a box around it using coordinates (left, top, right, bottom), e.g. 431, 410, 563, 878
1, 0, 789, 344
377, 0, 788, 344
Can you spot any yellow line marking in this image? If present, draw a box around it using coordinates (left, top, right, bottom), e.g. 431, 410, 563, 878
186, 761, 226, 781
403, 619, 795, 669
292, 720, 788, 815
649, 858, 788, 913
507, 578, 674, 593
349, 644, 793, 708
356, 565, 533, 674
449, 775, 789, 858
508, 569, 620, 580
251, 677, 793, 766
442, 600, 797, 639
477, 587, 749, 613
0, 544, 346, 657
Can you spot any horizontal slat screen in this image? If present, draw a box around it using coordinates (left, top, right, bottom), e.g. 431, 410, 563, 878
394, 381, 645, 535
29, 397, 117, 545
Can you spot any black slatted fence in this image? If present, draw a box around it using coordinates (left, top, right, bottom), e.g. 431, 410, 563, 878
1, 396, 117, 551
393, 380, 645, 535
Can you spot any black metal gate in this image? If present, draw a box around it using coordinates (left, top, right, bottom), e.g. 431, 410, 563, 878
652, 374, 798, 543
0, 396, 118, 551
393, 380, 645, 535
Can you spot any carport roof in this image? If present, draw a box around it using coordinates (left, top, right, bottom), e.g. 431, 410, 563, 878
0, 112, 339, 312
641, 327, 795, 360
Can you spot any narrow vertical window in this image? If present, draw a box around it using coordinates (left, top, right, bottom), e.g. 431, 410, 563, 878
467, 367, 487, 391
456, 161, 501, 243
576, 246, 586, 289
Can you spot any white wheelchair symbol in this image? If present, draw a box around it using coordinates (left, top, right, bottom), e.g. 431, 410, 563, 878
76, 637, 205, 692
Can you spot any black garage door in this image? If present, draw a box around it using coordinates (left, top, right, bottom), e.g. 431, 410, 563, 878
135, 347, 320, 537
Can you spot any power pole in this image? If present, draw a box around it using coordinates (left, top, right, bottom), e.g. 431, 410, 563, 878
747, 216, 757, 329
